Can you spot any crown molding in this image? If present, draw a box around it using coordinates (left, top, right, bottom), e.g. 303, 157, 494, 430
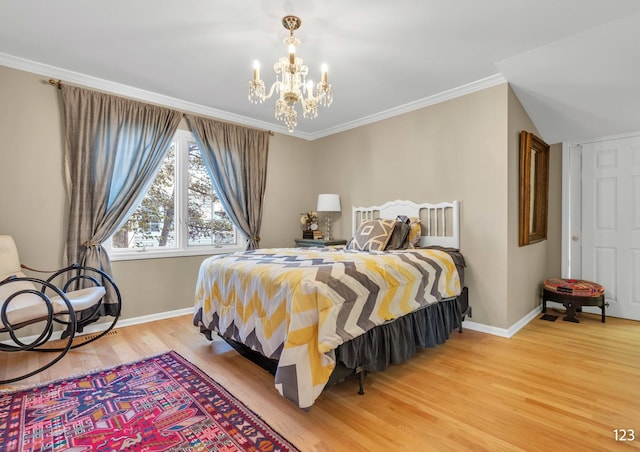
1, 52, 505, 141
0, 52, 292, 135
307, 73, 507, 140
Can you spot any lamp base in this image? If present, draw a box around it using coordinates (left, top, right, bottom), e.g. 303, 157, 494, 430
325, 216, 334, 241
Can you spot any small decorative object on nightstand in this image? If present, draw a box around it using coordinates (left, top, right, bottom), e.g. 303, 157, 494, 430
295, 238, 347, 248
300, 211, 321, 239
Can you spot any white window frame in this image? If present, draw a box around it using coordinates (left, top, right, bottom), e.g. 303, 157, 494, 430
106, 129, 245, 261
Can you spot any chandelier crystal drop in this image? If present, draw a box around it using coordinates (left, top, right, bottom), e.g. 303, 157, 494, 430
248, 15, 333, 133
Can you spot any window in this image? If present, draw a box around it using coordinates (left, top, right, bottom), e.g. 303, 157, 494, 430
107, 129, 243, 260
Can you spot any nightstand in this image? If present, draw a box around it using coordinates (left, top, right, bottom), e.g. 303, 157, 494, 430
294, 239, 347, 248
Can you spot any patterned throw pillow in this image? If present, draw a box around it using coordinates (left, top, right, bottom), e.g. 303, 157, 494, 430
406, 218, 422, 248
348, 219, 396, 251
385, 221, 411, 250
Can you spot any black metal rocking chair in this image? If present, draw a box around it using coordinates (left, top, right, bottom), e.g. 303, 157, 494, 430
0, 235, 121, 384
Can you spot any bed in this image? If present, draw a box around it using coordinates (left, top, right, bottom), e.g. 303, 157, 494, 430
193, 200, 469, 409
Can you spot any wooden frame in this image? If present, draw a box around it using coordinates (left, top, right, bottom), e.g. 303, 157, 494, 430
519, 131, 550, 246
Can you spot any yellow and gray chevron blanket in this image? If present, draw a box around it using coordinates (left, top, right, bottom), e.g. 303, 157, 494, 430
193, 247, 461, 409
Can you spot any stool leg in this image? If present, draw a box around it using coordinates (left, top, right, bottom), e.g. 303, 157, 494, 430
563, 301, 579, 323
601, 296, 606, 323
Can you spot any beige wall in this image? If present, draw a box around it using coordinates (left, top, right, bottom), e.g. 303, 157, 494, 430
309, 85, 511, 327
0, 65, 68, 269
505, 87, 562, 326
546, 142, 563, 275
1, 63, 562, 331
0, 65, 312, 320
259, 133, 313, 248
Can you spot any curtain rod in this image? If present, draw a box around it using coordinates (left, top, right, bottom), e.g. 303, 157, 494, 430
48, 78, 275, 136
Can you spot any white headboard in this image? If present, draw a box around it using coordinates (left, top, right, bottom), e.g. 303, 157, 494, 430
352, 200, 460, 249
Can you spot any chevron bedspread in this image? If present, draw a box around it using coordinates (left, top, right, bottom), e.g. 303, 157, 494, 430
193, 247, 462, 409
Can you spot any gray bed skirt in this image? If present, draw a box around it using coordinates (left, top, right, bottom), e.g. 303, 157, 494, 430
208, 287, 469, 393
333, 293, 463, 375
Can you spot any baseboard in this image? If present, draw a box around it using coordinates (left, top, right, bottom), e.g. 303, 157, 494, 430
107, 307, 195, 331
1, 307, 195, 345
5, 304, 543, 345
506, 305, 543, 337
461, 305, 543, 338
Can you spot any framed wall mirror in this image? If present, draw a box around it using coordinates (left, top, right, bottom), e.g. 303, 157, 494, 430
519, 131, 550, 246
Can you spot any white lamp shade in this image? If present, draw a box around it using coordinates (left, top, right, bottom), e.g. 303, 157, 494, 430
317, 194, 341, 212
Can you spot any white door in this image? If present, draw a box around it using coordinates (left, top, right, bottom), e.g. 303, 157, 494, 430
581, 137, 640, 320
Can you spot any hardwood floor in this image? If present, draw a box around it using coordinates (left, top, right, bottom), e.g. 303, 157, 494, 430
2, 309, 639, 451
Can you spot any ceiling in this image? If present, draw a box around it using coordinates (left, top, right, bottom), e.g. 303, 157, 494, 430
1, 0, 640, 143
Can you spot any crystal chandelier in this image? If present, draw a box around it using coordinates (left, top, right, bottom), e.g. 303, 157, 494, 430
248, 15, 333, 133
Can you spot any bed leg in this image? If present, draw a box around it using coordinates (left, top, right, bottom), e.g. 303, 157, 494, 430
457, 287, 470, 333
356, 366, 365, 395
458, 306, 471, 333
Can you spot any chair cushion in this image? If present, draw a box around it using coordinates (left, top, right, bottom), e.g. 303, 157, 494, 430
543, 278, 604, 297
1, 271, 54, 326
0, 235, 21, 276
0, 272, 106, 327
1, 235, 107, 329
51, 286, 106, 312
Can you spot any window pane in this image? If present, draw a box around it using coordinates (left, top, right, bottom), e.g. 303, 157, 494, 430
111, 145, 176, 249
107, 130, 241, 258
187, 142, 237, 247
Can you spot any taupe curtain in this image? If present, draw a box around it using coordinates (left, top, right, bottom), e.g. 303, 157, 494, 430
186, 116, 269, 250
62, 85, 182, 315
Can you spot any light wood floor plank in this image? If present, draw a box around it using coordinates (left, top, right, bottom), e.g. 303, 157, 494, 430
2, 308, 639, 451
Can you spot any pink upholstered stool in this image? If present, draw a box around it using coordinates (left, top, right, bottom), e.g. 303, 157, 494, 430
542, 278, 606, 323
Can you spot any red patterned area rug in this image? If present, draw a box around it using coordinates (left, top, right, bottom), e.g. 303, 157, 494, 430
0, 351, 299, 451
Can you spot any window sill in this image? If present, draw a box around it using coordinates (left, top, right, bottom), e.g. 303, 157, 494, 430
108, 245, 244, 261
